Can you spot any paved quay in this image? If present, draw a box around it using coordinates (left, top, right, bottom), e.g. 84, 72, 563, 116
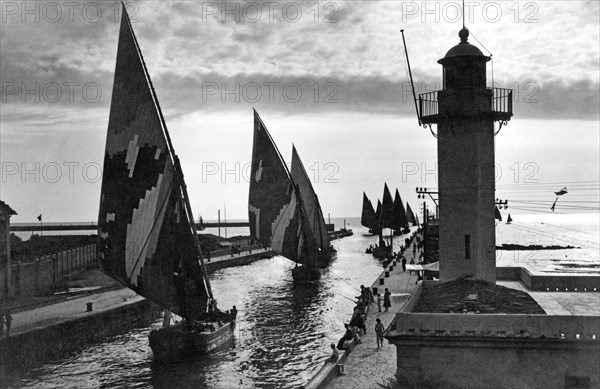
326, 238, 421, 389
4, 287, 141, 337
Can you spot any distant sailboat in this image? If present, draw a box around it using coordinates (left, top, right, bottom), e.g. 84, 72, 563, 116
361, 192, 379, 234
506, 214, 513, 224
392, 189, 410, 235
406, 202, 417, 226
290, 145, 335, 256
372, 184, 395, 259
495, 206, 503, 221
97, 5, 234, 362
248, 110, 326, 282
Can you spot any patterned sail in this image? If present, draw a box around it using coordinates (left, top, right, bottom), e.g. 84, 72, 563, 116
380, 184, 395, 229
290, 146, 330, 251
393, 189, 409, 230
406, 202, 416, 226
97, 8, 209, 320
361, 192, 377, 230
248, 111, 319, 267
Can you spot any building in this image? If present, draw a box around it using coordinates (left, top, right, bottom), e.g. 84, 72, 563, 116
0, 200, 17, 298
386, 29, 599, 388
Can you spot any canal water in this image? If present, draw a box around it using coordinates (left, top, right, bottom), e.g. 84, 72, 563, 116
17, 218, 396, 389
15, 214, 598, 388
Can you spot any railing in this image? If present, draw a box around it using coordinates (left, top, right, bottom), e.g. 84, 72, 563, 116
418, 87, 513, 124
492, 88, 513, 117
419, 91, 439, 122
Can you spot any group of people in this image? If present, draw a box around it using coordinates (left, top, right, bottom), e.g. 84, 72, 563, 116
1, 309, 12, 338
207, 299, 238, 326
333, 284, 391, 355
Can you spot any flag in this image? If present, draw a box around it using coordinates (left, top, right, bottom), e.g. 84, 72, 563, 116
37, 214, 42, 221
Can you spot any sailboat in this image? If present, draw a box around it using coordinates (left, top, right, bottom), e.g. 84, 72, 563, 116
291, 145, 335, 259
360, 192, 379, 235
506, 214, 513, 224
406, 202, 417, 226
248, 110, 326, 282
392, 189, 410, 235
97, 6, 235, 362
372, 184, 395, 259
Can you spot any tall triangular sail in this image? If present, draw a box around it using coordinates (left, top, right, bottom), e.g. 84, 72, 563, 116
290, 146, 330, 251
406, 203, 416, 226
361, 192, 378, 230
380, 184, 395, 229
97, 8, 210, 320
393, 189, 409, 230
248, 111, 320, 267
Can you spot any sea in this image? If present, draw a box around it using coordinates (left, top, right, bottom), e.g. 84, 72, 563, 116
13, 214, 600, 388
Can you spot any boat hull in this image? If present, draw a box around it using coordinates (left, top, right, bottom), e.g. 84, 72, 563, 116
149, 320, 235, 363
372, 246, 392, 259
292, 265, 325, 282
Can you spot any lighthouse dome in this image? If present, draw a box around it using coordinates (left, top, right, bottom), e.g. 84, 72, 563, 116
439, 28, 488, 61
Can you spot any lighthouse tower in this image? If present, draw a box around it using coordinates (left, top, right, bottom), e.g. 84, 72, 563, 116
419, 28, 512, 283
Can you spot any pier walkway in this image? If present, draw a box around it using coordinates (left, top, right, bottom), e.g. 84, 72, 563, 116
325, 239, 422, 389
3, 287, 141, 337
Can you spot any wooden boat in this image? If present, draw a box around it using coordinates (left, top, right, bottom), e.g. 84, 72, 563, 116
248, 111, 327, 282
97, 5, 234, 363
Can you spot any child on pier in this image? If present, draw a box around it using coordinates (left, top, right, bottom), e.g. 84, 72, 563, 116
375, 318, 385, 348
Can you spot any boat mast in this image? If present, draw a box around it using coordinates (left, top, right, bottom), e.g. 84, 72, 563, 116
123, 5, 214, 300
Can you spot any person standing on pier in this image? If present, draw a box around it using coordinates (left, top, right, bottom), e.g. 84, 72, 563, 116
4, 310, 12, 337
375, 318, 385, 348
376, 293, 382, 312
383, 288, 391, 312
401, 256, 407, 272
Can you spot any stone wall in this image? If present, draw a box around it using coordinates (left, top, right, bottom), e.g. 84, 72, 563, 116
388, 313, 600, 388
0, 244, 96, 299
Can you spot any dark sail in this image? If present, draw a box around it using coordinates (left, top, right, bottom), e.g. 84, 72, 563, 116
380, 184, 395, 229
361, 192, 377, 230
291, 146, 330, 251
393, 189, 409, 230
406, 202, 416, 226
97, 8, 209, 319
375, 200, 382, 222
248, 110, 319, 267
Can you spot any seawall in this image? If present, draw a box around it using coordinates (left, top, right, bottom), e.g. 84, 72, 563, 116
205, 251, 273, 274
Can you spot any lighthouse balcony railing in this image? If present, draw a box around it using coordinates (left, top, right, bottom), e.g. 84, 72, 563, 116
419, 88, 513, 124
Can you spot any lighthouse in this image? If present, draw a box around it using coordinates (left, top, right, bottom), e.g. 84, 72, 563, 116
419, 28, 513, 283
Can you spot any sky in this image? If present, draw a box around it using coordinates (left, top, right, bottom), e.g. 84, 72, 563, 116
1, 0, 599, 223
